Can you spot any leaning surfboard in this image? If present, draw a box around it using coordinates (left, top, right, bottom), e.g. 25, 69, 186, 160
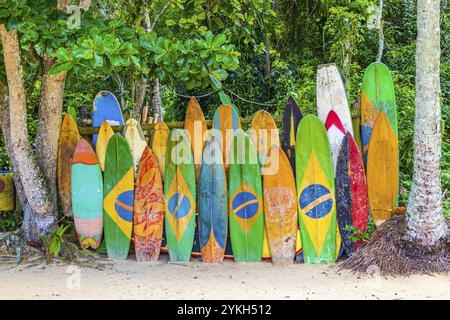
96, 120, 114, 172
124, 118, 147, 175
367, 112, 398, 222
92, 91, 124, 148
134, 146, 165, 262
0, 171, 14, 211
295, 115, 337, 264
228, 131, 264, 262
335, 133, 369, 256
71, 139, 103, 249
57, 113, 80, 217
282, 96, 303, 177
361, 62, 398, 165
164, 129, 196, 262
325, 110, 346, 174
103, 135, 134, 260
317, 63, 354, 136
263, 145, 297, 265
198, 135, 228, 263
151, 122, 170, 181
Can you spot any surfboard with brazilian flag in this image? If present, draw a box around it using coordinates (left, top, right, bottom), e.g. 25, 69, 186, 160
295, 115, 337, 264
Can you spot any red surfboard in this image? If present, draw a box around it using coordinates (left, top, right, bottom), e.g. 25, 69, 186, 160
324, 110, 346, 175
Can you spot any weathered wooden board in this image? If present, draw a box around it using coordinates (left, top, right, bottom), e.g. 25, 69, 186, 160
324, 110, 346, 175
361, 62, 398, 165
228, 131, 264, 262
0, 171, 14, 211
71, 139, 103, 249
57, 113, 80, 217
317, 63, 354, 136
198, 135, 228, 263
124, 118, 147, 175
295, 115, 337, 264
367, 112, 399, 222
151, 122, 170, 182
92, 91, 124, 148
164, 129, 196, 262
263, 146, 297, 265
134, 146, 165, 262
95, 120, 114, 172
103, 135, 134, 260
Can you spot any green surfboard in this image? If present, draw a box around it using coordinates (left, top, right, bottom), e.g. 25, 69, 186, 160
228, 130, 264, 262
103, 135, 135, 260
164, 129, 197, 262
295, 115, 337, 264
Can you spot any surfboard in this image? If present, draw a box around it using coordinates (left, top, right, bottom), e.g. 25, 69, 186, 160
263, 145, 297, 265
124, 118, 147, 175
95, 120, 114, 172
151, 122, 170, 181
0, 171, 14, 211
336, 133, 369, 256
228, 131, 264, 262
325, 110, 346, 174
92, 91, 124, 148
198, 135, 227, 263
367, 112, 398, 222
184, 97, 207, 182
212, 104, 242, 173
361, 62, 398, 165
71, 139, 103, 249
317, 63, 354, 136
295, 115, 337, 264
134, 146, 165, 262
249, 110, 280, 260
164, 129, 196, 262
282, 96, 303, 177
57, 113, 80, 217
103, 135, 134, 260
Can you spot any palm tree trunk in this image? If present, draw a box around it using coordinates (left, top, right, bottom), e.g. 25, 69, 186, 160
406, 0, 448, 245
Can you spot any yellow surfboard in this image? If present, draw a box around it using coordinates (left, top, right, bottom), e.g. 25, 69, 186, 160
184, 97, 207, 182
367, 112, 399, 223
124, 118, 147, 175
95, 120, 114, 172
151, 122, 170, 181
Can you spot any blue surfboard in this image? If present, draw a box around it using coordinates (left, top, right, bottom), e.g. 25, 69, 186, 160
92, 91, 124, 147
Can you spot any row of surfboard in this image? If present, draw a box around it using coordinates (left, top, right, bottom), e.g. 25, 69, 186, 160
57, 61, 399, 265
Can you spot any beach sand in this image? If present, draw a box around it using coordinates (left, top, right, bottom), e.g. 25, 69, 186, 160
0, 255, 448, 300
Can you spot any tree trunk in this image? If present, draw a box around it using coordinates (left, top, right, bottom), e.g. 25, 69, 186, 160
150, 79, 162, 122
0, 26, 57, 243
36, 56, 67, 202
406, 0, 448, 245
376, 0, 384, 62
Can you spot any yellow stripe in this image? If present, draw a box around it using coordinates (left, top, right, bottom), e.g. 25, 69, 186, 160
234, 199, 258, 215
301, 192, 333, 215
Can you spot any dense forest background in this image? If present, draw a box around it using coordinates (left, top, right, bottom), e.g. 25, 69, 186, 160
0, 0, 448, 230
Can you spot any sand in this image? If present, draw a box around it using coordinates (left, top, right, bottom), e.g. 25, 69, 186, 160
0, 255, 448, 300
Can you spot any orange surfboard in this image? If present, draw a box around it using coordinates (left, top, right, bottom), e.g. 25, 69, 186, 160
151, 122, 170, 181
96, 120, 114, 172
366, 112, 399, 222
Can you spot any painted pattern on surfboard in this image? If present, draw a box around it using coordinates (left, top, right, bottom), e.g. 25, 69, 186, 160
336, 133, 369, 256
134, 146, 165, 262
367, 112, 399, 222
281, 96, 304, 260
58, 113, 80, 217
103, 135, 134, 260
164, 129, 196, 262
228, 131, 264, 262
198, 135, 228, 263
263, 145, 297, 265
71, 139, 103, 249
249, 110, 280, 261
95, 120, 114, 172
295, 115, 337, 264
92, 91, 124, 148
151, 122, 170, 181
325, 110, 346, 175
361, 62, 398, 165
124, 118, 147, 175
0, 171, 14, 211
212, 104, 242, 259
317, 63, 354, 136
184, 97, 207, 258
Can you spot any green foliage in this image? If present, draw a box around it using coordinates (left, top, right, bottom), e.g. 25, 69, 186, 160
344, 219, 377, 244
0, 211, 22, 232
40, 224, 71, 263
